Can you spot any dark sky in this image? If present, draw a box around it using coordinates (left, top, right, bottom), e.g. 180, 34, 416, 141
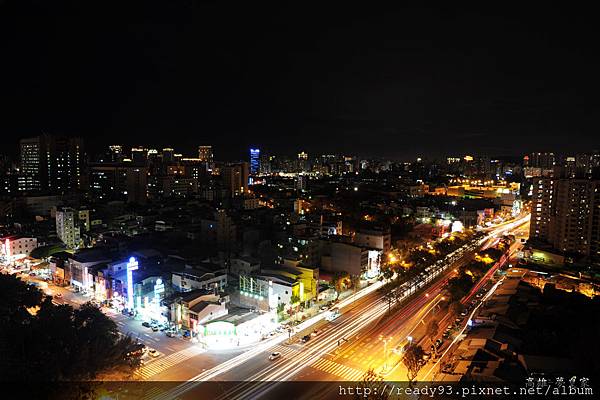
1, 2, 599, 160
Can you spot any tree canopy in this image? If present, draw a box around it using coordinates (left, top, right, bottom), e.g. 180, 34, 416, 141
0, 274, 141, 392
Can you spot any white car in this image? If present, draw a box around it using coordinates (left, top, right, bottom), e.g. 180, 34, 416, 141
268, 352, 281, 361
148, 348, 160, 358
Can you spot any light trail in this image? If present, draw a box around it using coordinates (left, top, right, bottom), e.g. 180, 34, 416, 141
149, 214, 531, 400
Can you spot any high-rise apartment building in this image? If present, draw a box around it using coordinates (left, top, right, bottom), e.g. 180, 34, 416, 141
530, 177, 555, 242
298, 151, 309, 172
126, 167, 148, 205
222, 163, 248, 197
56, 207, 82, 249
89, 162, 147, 204
131, 147, 148, 164
18, 134, 84, 193
198, 146, 213, 162
530, 177, 600, 263
524, 152, 555, 169
198, 145, 214, 172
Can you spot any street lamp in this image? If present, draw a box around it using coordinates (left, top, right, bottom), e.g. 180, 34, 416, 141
379, 335, 393, 371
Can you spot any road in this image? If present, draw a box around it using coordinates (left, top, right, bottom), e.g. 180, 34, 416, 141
146, 217, 532, 400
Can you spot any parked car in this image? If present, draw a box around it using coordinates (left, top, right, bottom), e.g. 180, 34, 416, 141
268, 352, 281, 361
142, 322, 151, 328
302, 335, 311, 343
166, 331, 176, 338
151, 325, 159, 332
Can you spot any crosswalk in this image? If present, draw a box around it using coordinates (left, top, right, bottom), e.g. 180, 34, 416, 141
136, 346, 206, 380
269, 345, 364, 381
310, 357, 364, 381
140, 386, 166, 400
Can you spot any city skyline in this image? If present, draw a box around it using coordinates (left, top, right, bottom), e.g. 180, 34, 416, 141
2, 3, 600, 398
1, 3, 599, 160
5, 134, 600, 163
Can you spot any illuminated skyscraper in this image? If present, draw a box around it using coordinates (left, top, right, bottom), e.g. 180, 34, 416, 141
198, 146, 213, 162
18, 134, 84, 193
198, 145, 214, 172
298, 151, 309, 172
249, 148, 260, 175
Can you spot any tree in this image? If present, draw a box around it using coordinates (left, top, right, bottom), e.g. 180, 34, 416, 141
351, 274, 361, 293
0, 274, 141, 394
449, 301, 464, 318
425, 319, 440, 357
382, 290, 396, 315
402, 344, 425, 383
379, 265, 395, 282
290, 294, 301, 321
330, 271, 349, 299
359, 368, 389, 399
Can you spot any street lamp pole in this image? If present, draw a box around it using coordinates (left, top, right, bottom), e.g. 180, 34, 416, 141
379, 335, 393, 371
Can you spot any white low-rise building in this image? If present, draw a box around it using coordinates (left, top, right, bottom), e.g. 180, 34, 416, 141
1, 236, 38, 260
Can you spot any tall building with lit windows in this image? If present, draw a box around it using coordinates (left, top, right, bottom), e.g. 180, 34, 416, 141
19, 136, 42, 191
198, 145, 214, 172
222, 163, 248, 197
56, 207, 82, 249
530, 177, 554, 242
18, 134, 84, 193
530, 177, 600, 263
297, 151, 309, 172
198, 146, 213, 162
249, 148, 260, 175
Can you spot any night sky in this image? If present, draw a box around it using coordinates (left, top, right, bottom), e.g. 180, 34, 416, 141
1, 2, 598, 160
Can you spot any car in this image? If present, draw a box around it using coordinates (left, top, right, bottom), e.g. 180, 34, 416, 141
269, 352, 281, 360
311, 330, 319, 337
55, 293, 62, 298
319, 305, 329, 311
166, 331, 176, 337
301, 335, 311, 343
142, 322, 151, 328
151, 325, 159, 332
460, 311, 467, 317
148, 348, 160, 358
